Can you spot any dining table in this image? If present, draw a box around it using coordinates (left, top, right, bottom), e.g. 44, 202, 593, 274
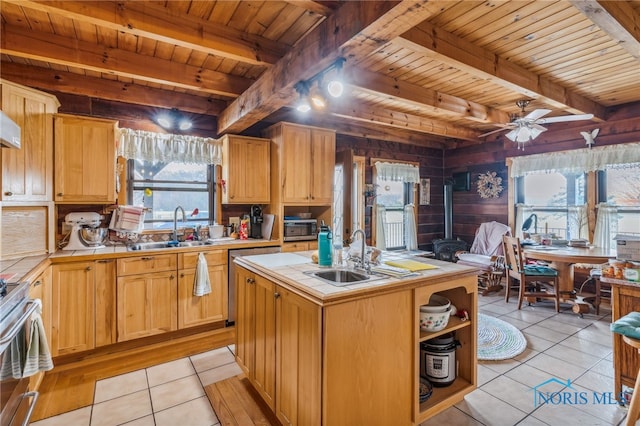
522, 245, 617, 298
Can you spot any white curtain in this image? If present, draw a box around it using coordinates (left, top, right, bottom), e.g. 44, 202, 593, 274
404, 204, 418, 251
374, 161, 420, 182
117, 128, 222, 165
593, 203, 618, 250
567, 205, 589, 241
509, 142, 640, 177
375, 204, 387, 250
515, 204, 534, 239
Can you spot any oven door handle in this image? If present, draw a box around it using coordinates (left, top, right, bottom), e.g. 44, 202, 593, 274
0, 299, 39, 346
19, 391, 39, 426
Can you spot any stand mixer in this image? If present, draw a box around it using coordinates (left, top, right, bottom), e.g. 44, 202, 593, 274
63, 212, 107, 250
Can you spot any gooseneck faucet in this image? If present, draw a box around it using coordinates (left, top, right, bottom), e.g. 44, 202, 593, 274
351, 229, 369, 273
173, 206, 186, 242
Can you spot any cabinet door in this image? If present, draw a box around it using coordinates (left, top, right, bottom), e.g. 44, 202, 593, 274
117, 271, 177, 342
275, 286, 322, 426
54, 114, 116, 203
222, 136, 271, 204
235, 267, 256, 376
310, 128, 335, 204
281, 125, 312, 203
1, 81, 58, 202
178, 264, 228, 328
253, 274, 277, 410
95, 259, 116, 347
51, 262, 95, 356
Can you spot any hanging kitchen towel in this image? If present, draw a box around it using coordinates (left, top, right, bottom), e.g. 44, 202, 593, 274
22, 301, 53, 377
193, 252, 212, 296
0, 327, 26, 380
110, 206, 145, 232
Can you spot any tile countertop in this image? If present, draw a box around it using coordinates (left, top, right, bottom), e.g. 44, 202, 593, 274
234, 250, 479, 304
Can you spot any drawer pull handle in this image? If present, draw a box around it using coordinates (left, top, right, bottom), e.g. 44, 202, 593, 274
247, 278, 255, 284
33, 280, 42, 287
141, 256, 155, 261
86, 266, 92, 271
4, 191, 13, 196
57, 192, 63, 196
170, 274, 175, 280
97, 259, 114, 263
180, 273, 185, 278
274, 292, 280, 299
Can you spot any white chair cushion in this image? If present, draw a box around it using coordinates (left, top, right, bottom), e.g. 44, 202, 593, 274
457, 253, 493, 266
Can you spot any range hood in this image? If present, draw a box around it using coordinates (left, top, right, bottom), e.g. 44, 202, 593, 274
0, 111, 21, 149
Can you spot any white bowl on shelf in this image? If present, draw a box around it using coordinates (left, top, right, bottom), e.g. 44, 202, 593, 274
421, 294, 451, 313
419, 306, 451, 332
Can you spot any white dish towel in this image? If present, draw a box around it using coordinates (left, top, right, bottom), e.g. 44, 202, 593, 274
23, 301, 54, 377
193, 253, 211, 296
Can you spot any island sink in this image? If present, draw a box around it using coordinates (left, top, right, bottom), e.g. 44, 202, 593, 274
309, 269, 376, 286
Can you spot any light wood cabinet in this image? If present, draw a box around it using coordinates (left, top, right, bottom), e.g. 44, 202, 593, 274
51, 262, 96, 356
281, 241, 318, 253
1, 205, 54, 260
264, 122, 335, 205
54, 114, 117, 204
221, 135, 270, 204
1, 79, 59, 202
95, 259, 117, 347
236, 262, 477, 425
178, 250, 228, 328
235, 265, 321, 424
116, 254, 177, 341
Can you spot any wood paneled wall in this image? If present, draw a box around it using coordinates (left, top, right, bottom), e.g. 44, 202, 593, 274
336, 135, 444, 251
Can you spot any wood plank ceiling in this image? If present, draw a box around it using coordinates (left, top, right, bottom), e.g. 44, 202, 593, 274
1, 1, 639, 149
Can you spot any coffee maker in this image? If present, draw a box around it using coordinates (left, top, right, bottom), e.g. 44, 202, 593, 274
250, 205, 263, 239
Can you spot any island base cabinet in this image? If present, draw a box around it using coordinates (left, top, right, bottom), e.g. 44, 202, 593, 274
323, 290, 413, 425
117, 271, 177, 342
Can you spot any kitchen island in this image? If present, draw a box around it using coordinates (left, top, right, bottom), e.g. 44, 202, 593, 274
234, 251, 479, 425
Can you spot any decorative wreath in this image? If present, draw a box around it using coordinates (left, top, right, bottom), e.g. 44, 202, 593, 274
476, 171, 504, 199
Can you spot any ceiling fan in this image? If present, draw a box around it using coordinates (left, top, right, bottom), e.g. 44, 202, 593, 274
479, 100, 594, 148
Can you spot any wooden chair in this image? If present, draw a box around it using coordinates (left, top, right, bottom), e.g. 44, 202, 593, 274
502, 236, 560, 312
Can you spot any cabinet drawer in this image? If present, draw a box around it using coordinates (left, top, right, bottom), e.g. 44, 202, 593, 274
117, 253, 177, 276
179, 250, 227, 269
282, 242, 313, 252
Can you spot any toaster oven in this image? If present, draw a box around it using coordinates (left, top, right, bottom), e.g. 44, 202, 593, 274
283, 219, 318, 241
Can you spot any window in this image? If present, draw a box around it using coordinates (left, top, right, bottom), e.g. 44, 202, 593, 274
601, 165, 640, 234
127, 159, 214, 229
517, 172, 586, 239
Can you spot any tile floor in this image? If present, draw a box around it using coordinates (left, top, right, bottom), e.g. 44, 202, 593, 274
32, 291, 629, 426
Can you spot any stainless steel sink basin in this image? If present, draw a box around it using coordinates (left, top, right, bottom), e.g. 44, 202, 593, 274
307, 269, 379, 287
127, 240, 213, 251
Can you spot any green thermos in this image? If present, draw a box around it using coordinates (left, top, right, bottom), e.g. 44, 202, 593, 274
318, 222, 333, 267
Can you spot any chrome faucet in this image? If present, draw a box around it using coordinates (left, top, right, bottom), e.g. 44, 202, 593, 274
173, 206, 186, 242
350, 229, 369, 273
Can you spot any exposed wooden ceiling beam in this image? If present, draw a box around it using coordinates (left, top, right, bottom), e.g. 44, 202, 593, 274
283, 0, 334, 17
327, 102, 480, 141
216, 0, 454, 135
0, 62, 226, 115
344, 67, 512, 125
569, 0, 640, 61
399, 21, 608, 121
4, 0, 287, 66
1, 25, 252, 98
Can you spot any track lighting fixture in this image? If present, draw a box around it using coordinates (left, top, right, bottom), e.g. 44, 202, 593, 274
293, 57, 346, 113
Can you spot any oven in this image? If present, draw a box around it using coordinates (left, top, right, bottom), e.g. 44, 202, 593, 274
1, 280, 41, 426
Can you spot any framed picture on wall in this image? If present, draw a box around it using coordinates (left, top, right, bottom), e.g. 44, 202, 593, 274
419, 178, 430, 205
452, 172, 470, 191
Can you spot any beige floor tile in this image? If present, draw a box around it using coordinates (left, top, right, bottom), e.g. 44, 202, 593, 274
30, 406, 92, 426
90, 389, 152, 426
536, 317, 586, 334
558, 335, 613, 358
570, 382, 627, 424
544, 343, 602, 369
121, 415, 156, 426
574, 370, 615, 394
146, 357, 196, 387
574, 323, 614, 345
531, 399, 619, 425
503, 309, 553, 324
504, 363, 568, 391
498, 315, 531, 330
477, 364, 501, 386
481, 375, 537, 413
479, 303, 517, 316
479, 357, 522, 375
197, 361, 243, 386
522, 333, 556, 352
456, 388, 528, 426
419, 406, 484, 425
149, 374, 204, 412
513, 346, 540, 363
525, 352, 589, 380
154, 396, 218, 426
523, 324, 572, 343
190, 346, 236, 373
590, 358, 615, 378
94, 369, 148, 403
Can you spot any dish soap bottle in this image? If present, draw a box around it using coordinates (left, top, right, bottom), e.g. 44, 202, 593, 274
318, 221, 333, 267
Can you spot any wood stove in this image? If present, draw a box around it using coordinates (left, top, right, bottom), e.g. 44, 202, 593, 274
432, 182, 467, 262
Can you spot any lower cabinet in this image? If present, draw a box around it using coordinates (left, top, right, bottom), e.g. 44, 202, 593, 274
235, 265, 321, 425
281, 241, 318, 253
117, 254, 178, 342
178, 250, 228, 328
51, 260, 117, 356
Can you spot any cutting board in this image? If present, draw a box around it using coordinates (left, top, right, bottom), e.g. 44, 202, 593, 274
261, 214, 275, 240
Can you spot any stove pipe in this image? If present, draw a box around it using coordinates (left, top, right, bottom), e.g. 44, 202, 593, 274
444, 183, 453, 240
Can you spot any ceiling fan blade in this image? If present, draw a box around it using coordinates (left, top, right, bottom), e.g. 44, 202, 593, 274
478, 124, 516, 138
523, 109, 552, 121
536, 113, 594, 124
532, 123, 547, 131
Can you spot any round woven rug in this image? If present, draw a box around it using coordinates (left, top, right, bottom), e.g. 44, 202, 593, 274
477, 313, 527, 361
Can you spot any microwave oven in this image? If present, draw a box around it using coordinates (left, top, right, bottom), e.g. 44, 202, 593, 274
283, 219, 318, 241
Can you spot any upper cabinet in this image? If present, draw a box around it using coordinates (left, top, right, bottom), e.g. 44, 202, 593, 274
1, 79, 60, 202
221, 135, 270, 204
263, 122, 335, 205
54, 114, 118, 204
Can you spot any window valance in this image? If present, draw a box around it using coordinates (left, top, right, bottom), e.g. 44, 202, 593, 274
117, 128, 222, 165
509, 142, 640, 177
374, 161, 420, 183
